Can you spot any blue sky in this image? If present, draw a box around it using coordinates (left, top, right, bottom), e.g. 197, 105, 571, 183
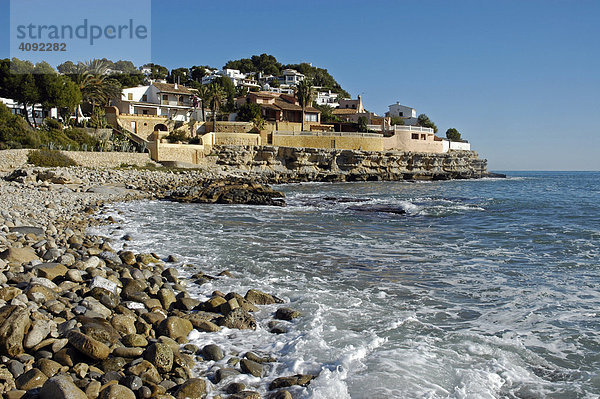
1, 0, 599, 171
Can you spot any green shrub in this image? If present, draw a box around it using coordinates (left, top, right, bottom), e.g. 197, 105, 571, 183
27, 149, 78, 167
44, 118, 63, 130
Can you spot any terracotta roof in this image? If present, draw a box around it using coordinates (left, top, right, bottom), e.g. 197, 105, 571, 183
274, 98, 302, 111
332, 108, 359, 115
152, 82, 193, 95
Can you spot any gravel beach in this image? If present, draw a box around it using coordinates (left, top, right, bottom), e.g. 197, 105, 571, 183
0, 164, 307, 399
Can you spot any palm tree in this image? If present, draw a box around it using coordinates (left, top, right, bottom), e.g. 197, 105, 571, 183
207, 83, 225, 132
196, 85, 209, 122
72, 59, 122, 123
295, 79, 313, 131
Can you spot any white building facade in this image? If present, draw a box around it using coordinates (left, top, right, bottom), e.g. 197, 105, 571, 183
387, 102, 418, 125
116, 82, 194, 122
315, 90, 340, 108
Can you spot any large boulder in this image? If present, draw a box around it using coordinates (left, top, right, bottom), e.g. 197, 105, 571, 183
39, 375, 87, 399
0, 305, 31, 356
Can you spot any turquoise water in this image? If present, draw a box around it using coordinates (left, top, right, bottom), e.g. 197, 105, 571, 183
95, 172, 600, 398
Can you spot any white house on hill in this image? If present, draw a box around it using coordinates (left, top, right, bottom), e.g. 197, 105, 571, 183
387, 102, 418, 125
114, 82, 194, 122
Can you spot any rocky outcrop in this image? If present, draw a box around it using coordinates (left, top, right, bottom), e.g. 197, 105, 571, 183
208, 145, 492, 182
163, 179, 285, 206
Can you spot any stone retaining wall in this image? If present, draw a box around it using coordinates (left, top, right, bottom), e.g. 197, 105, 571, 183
0, 149, 157, 171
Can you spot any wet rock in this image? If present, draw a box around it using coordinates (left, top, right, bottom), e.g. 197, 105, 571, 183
67, 330, 111, 360
39, 375, 87, 399
217, 308, 257, 330
215, 367, 241, 383
79, 317, 121, 345
240, 358, 263, 377
229, 391, 261, 399
127, 360, 161, 384
144, 342, 174, 373
15, 367, 48, 390
244, 289, 283, 305
274, 308, 301, 321
99, 384, 136, 399
268, 374, 315, 390
202, 344, 224, 361
174, 378, 208, 399
36, 358, 63, 377
121, 334, 148, 347
157, 316, 193, 340
268, 390, 293, 399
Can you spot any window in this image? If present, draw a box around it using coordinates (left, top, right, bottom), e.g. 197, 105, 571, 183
399, 112, 403, 116
142, 110, 148, 115
128, 93, 133, 100
352, 104, 356, 109
412, 133, 419, 140
162, 94, 168, 101
305, 113, 318, 122
421, 134, 426, 140
331, 140, 336, 149
142, 95, 147, 102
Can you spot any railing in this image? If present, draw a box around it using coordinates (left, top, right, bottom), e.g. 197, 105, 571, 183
367, 124, 383, 131
274, 131, 382, 138
393, 125, 434, 133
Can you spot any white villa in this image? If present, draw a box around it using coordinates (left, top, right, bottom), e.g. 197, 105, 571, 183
279, 69, 305, 86
1, 97, 58, 125
315, 90, 340, 108
113, 82, 195, 122
387, 102, 418, 125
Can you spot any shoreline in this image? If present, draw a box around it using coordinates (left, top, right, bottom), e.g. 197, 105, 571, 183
0, 160, 502, 399
0, 165, 307, 399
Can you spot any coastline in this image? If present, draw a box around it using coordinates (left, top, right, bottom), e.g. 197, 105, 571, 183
0, 165, 304, 399
0, 154, 501, 398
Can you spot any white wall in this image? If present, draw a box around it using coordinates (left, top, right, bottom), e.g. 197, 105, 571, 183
122, 86, 151, 102
388, 103, 416, 118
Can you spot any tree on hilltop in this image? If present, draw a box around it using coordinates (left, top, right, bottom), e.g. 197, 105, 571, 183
417, 114, 438, 133
446, 128, 462, 142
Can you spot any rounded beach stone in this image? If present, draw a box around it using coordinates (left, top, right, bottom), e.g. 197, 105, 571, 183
99, 384, 136, 399
67, 330, 111, 360
174, 378, 208, 399
15, 367, 48, 390
40, 375, 87, 399
202, 344, 224, 361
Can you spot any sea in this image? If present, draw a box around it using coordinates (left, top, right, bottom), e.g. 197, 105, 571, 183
91, 171, 600, 398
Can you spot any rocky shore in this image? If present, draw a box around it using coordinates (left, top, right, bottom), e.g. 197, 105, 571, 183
0, 166, 308, 399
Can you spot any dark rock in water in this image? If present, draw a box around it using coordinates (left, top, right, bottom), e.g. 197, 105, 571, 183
174, 378, 208, 399
484, 172, 507, 178
323, 196, 370, 204
163, 179, 285, 206
239, 358, 263, 377
202, 344, 224, 361
275, 308, 301, 321
347, 205, 406, 215
269, 374, 316, 390
217, 308, 257, 330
